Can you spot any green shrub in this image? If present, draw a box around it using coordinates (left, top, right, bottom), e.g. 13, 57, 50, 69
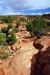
19, 17, 25, 22
26, 22, 33, 37
1, 27, 9, 35
2, 16, 12, 23
12, 27, 18, 33
1, 23, 17, 45
26, 22, 33, 32
6, 33, 16, 45
10, 33, 16, 44
6, 35, 10, 43
33, 16, 47, 33
0, 46, 11, 59
1, 23, 13, 35
8, 23, 13, 29
26, 16, 47, 37
0, 33, 6, 45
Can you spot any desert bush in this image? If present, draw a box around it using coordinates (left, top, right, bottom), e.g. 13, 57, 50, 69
0, 32, 6, 45
7, 23, 13, 29
1, 23, 17, 45
19, 17, 25, 22
10, 33, 17, 45
1, 23, 13, 35
33, 16, 47, 33
12, 27, 18, 33
1, 27, 9, 35
2, 16, 12, 23
26, 16, 47, 37
26, 22, 34, 37
0, 46, 11, 59
6, 33, 16, 45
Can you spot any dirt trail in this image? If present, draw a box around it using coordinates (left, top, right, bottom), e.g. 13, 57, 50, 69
0, 38, 38, 75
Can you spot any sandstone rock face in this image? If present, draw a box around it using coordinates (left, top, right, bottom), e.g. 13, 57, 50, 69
31, 36, 50, 75
34, 36, 50, 51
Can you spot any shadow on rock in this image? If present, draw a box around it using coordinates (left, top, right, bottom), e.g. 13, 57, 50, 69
30, 46, 50, 75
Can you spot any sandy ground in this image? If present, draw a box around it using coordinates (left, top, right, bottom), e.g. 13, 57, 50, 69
0, 40, 38, 75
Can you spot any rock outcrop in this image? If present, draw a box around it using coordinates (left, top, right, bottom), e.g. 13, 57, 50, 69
31, 36, 50, 75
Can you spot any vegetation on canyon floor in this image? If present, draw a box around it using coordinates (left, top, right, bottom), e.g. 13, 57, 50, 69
0, 14, 50, 59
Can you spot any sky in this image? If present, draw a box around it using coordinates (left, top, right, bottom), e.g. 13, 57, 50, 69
0, 0, 50, 15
